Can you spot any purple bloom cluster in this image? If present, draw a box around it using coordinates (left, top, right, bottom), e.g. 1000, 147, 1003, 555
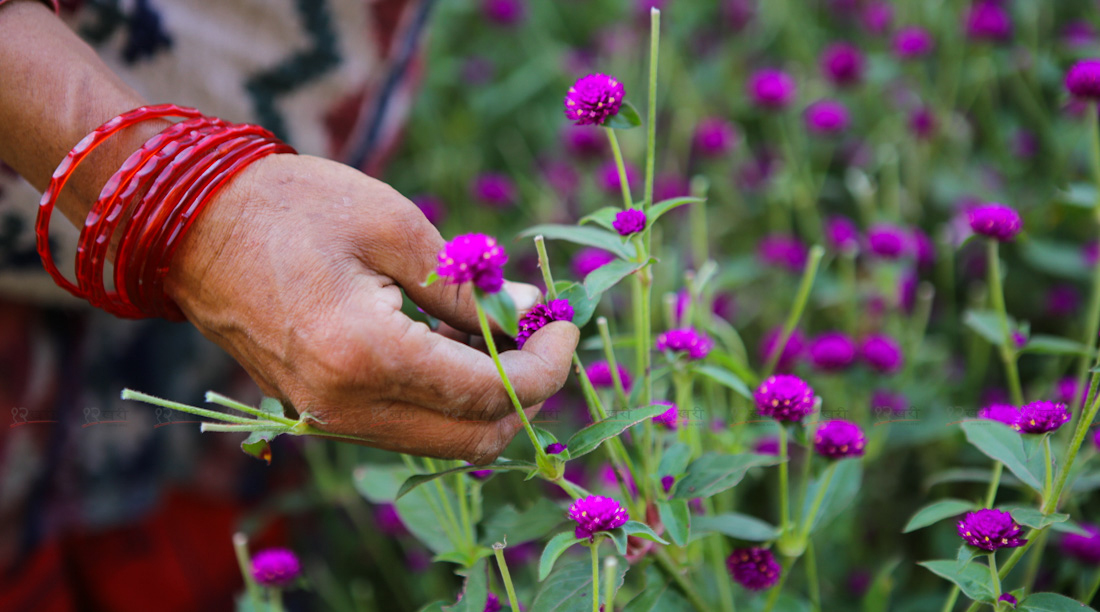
747, 68, 796, 110
754, 435, 781, 455
893, 27, 934, 58
871, 389, 908, 415
1018, 401, 1071, 434
656, 328, 714, 360
727, 547, 782, 590
909, 107, 936, 139
515, 299, 574, 348
1062, 524, 1100, 564
472, 173, 516, 208
998, 593, 1017, 607
826, 216, 860, 251
965, 0, 1012, 43
862, 334, 904, 373
862, 2, 893, 35
375, 503, 408, 536
755, 375, 815, 423
482, 0, 525, 25
661, 474, 676, 493
821, 42, 865, 87
867, 224, 909, 259
968, 203, 1022, 241
573, 248, 616, 277
809, 332, 857, 371
613, 208, 647, 236
805, 99, 850, 135
957, 509, 1027, 551
814, 420, 866, 459
652, 401, 681, 430
564, 73, 625, 126
693, 117, 739, 156
586, 360, 632, 391
761, 327, 805, 372
978, 403, 1021, 429
546, 442, 567, 455
251, 548, 302, 588
568, 495, 629, 540
436, 233, 508, 293
758, 234, 809, 272
1066, 60, 1100, 101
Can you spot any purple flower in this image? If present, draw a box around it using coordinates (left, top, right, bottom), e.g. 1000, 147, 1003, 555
813, 420, 866, 459
413, 196, 446, 226
867, 224, 909, 259
809, 332, 857, 371
965, 1, 1012, 43
1085, 241, 1100, 267
911, 228, 936, 268
758, 234, 809, 272
573, 248, 616, 277
562, 126, 607, 158
482, 0, 525, 25
375, 503, 408, 536
761, 327, 805, 372
1012, 331, 1028, 348
1056, 377, 1082, 406
484, 593, 503, 612
656, 328, 714, 360
652, 401, 681, 430
754, 436, 780, 455
661, 475, 676, 493
805, 99, 850, 135
613, 209, 647, 236
909, 106, 936, 139
468, 463, 494, 480
472, 173, 516, 208
957, 509, 1027, 551
1062, 524, 1100, 564
1013, 129, 1038, 159
862, 334, 904, 374
251, 548, 302, 588
1062, 21, 1096, 48
436, 233, 508, 293
724, 0, 755, 30
893, 27, 934, 58
654, 173, 690, 201
693, 117, 739, 157
998, 593, 1017, 607
871, 389, 908, 415
1066, 60, 1100, 101
821, 43, 865, 87
586, 361, 632, 391
826, 216, 860, 252
541, 159, 579, 199
598, 464, 637, 496
755, 375, 815, 423
978, 403, 1021, 429
968, 204, 1022, 241
599, 160, 639, 195
546, 442, 567, 455
564, 73, 625, 126
1094, 428, 1100, 451
727, 547, 782, 591
1047, 285, 1081, 318
568, 495, 629, 540
862, 2, 893, 35
1017, 401, 1071, 434
747, 69, 796, 110
515, 299, 574, 349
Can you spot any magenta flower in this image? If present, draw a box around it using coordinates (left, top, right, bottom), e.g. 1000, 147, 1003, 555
472, 173, 516, 208
998, 593, 1017, 607
599, 160, 639, 195
485, 593, 503, 612
826, 216, 859, 252
821, 42, 865, 87
436, 233, 508, 293
568, 495, 629, 540
814, 420, 866, 459
957, 509, 1026, 551
1066, 60, 1100, 101
911, 228, 936, 268
1062, 524, 1100, 564
754, 435, 780, 455
693, 117, 739, 157
1056, 377, 1082, 406
573, 248, 616, 277
727, 547, 782, 590
482, 0, 525, 25
871, 389, 908, 415
564, 73, 625, 126
516, 299, 574, 348
805, 99, 850, 135
909, 106, 936, 139
747, 68, 796, 110
809, 332, 857, 371
652, 401, 681, 430
724, 0, 755, 30
375, 503, 408, 536
866, 224, 909, 259
656, 328, 714, 360
964, 1, 1012, 43
761, 327, 805, 372
661, 474, 676, 493
861, 2, 893, 35
893, 26, 934, 58
586, 360, 632, 391
968, 204, 1022, 241
1018, 401, 1071, 434
1063, 21, 1096, 48
862, 334, 904, 374
979, 404, 1021, 429
1094, 428, 1100, 451
755, 375, 815, 423
251, 548, 302, 588
613, 209, 647, 236
562, 125, 607, 158
1085, 241, 1100, 267
467, 462, 494, 479
599, 464, 637, 496
758, 234, 809, 272
654, 173, 690, 201
546, 442, 567, 455
1047, 285, 1081, 318
413, 195, 446, 226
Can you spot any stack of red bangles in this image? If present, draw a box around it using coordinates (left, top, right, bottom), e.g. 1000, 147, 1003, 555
35, 104, 296, 320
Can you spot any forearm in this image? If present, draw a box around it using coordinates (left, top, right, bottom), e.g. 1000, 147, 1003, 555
0, 0, 168, 226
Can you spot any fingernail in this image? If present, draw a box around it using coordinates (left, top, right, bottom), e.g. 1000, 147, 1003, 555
504, 282, 541, 312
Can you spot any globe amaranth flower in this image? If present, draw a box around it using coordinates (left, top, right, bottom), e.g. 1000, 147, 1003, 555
1062, 524, 1100, 564
546, 442, 567, 455
573, 248, 615, 278
805, 99, 850, 135
472, 173, 516, 208
1066, 60, 1100, 101
893, 26, 934, 59
1094, 427, 1100, 451
911, 227, 936, 268
436, 233, 508, 293
727, 547, 782, 591
862, 2, 893, 35
654, 173, 690, 201
564, 73, 625, 126
826, 216, 859, 251
867, 224, 909, 259
861, 334, 904, 374
586, 360, 633, 391
515, 299, 574, 348
998, 593, 1017, 607
1055, 377, 1082, 406
562, 125, 607, 158
251, 548, 302, 587
652, 401, 681, 430
909, 106, 936, 139
656, 328, 714, 360
814, 420, 866, 459
1047, 285, 1081, 318
758, 234, 809, 272
965, 1, 1012, 43
613, 208, 647, 236
809, 332, 857, 371
747, 68, 796, 110
661, 474, 676, 493
1017, 401, 1071, 434
754, 435, 780, 455
978, 404, 1020, 429
599, 160, 639, 195
568, 495, 629, 540
693, 117, 739, 157
871, 389, 908, 415
821, 42, 865, 87
375, 503, 408, 536
968, 204, 1022, 241
755, 375, 815, 423
724, 0, 755, 31
957, 509, 1027, 551
482, 0, 525, 25
1063, 21, 1096, 48
467, 462, 494, 480
761, 327, 805, 372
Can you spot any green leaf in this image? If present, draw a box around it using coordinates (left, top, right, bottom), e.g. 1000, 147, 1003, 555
923, 468, 1025, 490
918, 559, 995, 603
658, 442, 692, 478
1021, 335, 1093, 357
396, 460, 535, 500
1056, 183, 1098, 209
566, 403, 670, 459
861, 557, 902, 612
1018, 592, 1098, 611
558, 282, 600, 328
621, 520, 669, 544
422, 269, 440, 287
538, 532, 583, 581
607, 528, 628, 555
622, 566, 694, 612
1050, 520, 1092, 537
961, 420, 1044, 492
903, 499, 979, 533
648, 196, 704, 224
578, 206, 620, 231
1006, 507, 1070, 530
691, 513, 780, 542
418, 602, 448, 612
241, 430, 276, 464
1021, 239, 1091, 281
963, 309, 1015, 347
353, 463, 412, 503
479, 498, 567, 546
693, 364, 752, 399
397, 479, 462, 555
476, 290, 518, 338
433, 548, 494, 567
956, 543, 980, 572
657, 500, 690, 546
673, 452, 784, 500
444, 558, 488, 612
585, 258, 651, 300
603, 100, 642, 130
531, 557, 628, 612
518, 225, 635, 260
802, 459, 863, 534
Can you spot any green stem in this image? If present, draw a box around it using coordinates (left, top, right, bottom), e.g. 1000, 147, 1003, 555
1074, 104, 1100, 411
199, 423, 289, 433
807, 540, 821, 612
534, 235, 557, 299
1042, 435, 1054, 507
606, 129, 635, 211
232, 533, 263, 610
940, 586, 960, 612
778, 425, 791, 533
424, 457, 467, 550
204, 392, 297, 426
644, 8, 659, 217
1083, 566, 1100, 604
983, 462, 1003, 508
269, 588, 285, 612
603, 556, 620, 612
494, 545, 522, 612
708, 536, 736, 612
798, 462, 836, 543
653, 546, 711, 612
598, 316, 631, 410
456, 463, 474, 548
762, 556, 794, 612
121, 388, 258, 425
591, 543, 601, 612
762, 246, 824, 379
985, 240, 1023, 405
988, 554, 1002, 606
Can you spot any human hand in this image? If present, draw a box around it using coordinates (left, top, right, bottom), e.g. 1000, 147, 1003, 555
164, 154, 579, 462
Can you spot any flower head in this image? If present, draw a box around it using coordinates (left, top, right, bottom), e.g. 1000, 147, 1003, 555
1056, 377, 1081, 406
652, 401, 681, 430
471, 173, 516, 208
965, 1, 1012, 43
467, 463, 494, 480
693, 117, 739, 157
375, 503, 408, 536
482, 0, 525, 25
546, 442, 567, 455
568, 495, 629, 540
805, 99, 851, 135
862, 2, 893, 35
1066, 60, 1100, 101
978, 404, 1020, 429
871, 390, 908, 415
515, 299, 574, 348
957, 509, 1027, 551
573, 248, 616, 277
862, 334, 904, 373
562, 126, 607, 158
564, 73, 625, 126
761, 327, 805, 372
867, 224, 909, 259
998, 593, 1017, 607
251, 548, 302, 588
755, 375, 815, 423
826, 216, 860, 251
656, 328, 714, 360
613, 208, 647, 236
1063, 21, 1096, 48
1094, 428, 1100, 451
821, 43, 865, 87
724, 0, 755, 30
909, 106, 936, 139
599, 160, 638, 195
814, 420, 866, 459
727, 547, 782, 590
1018, 401, 1071, 434
893, 26, 934, 58
754, 435, 780, 455
809, 332, 857, 371
968, 204, 1021, 241
747, 69, 796, 110
436, 233, 508, 293
758, 234, 809, 272
661, 474, 676, 493
1062, 524, 1100, 564
586, 361, 632, 391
